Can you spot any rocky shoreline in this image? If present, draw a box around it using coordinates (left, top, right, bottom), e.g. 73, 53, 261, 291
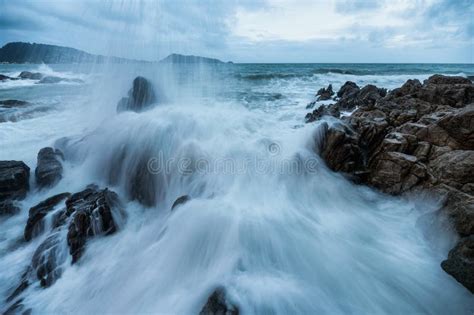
306, 74, 474, 293
0, 74, 472, 313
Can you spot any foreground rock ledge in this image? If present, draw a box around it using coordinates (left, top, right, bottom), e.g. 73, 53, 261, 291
309, 74, 474, 293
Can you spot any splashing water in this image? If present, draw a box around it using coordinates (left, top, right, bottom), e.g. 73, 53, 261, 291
1, 60, 474, 315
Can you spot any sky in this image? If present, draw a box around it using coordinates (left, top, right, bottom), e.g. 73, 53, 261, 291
0, 0, 472, 63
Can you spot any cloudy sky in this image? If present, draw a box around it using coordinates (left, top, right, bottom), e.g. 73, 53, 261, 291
0, 0, 472, 63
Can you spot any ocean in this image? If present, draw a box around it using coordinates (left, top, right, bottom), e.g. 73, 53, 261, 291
1, 62, 473, 314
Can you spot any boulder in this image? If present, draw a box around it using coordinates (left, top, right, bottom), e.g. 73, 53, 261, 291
66, 186, 123, 263
117, 76, 157, 112
441, 236, 474, 293
429, 150, 474, 191
18, 71, 43, 80
35, 147, 63, 188
0, 200, 20, 216
316, 84, 334, 101
24, 193, 71, 241
199, 288, 239, 315
0, 161, 30, 202
0, 74, 12, 81
31, 232, 67, 287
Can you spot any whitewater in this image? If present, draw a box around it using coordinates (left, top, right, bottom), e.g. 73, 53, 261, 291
1, 63, 474, 314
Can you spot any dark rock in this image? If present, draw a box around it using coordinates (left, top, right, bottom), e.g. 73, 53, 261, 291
441, 236, 474, 293
199, 287, 239, 315
0, 161, 30, 201
305, 104, 340, 123
337, 81, 359, 98
24, 193, 70, 241
0, 200, 20, 216
0, 74, 12, 81
318, 122, 364, 175
18, 71, 43, 80
429, 150, 474, 191
0, 100, 29, 108
66, 186, 123, 263
31, 232, 67, 287
316, 84, 334, 101
426, 74, 472, 85
35, 147, 63, 189
117, 76, 157, 112
171, 195, 190, 210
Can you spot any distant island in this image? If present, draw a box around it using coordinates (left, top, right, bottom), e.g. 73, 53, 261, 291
0, 42, 231, 64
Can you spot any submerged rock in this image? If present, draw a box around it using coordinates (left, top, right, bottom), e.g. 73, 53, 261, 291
199, 288, 239, 315
31, 232, 67, 287
117, 76, 157, 112
24, 192, 71, 241
305, 104, 340, 123
0, 74, 12, 81
37, 76, 62, 84
0, 100, 29, 108
18, 71, 43, 80
441, 236, 474, 293
171, 195, 190, 210
35, 147, 63, 189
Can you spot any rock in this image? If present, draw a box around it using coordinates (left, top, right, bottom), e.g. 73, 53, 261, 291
0, 161, 30, 202
318, 122, 364, 175
37, 76, 62, 84
24, 192, 71, 241
35, 147, 63, 188
441, 236, 474, 293
0, 100, 29, 108
437, 187, 474, 237
171, 195, 190, 210
117, 76, 157, 112
337, 81, 359, 98
316, 84, 334, 101
429, 150, 474, 191
0, 74, 12, 81
66, 186, 123, 263
199, 288, 239, 315
31, 232, 67, 287
390, 79, 422, 97
305, 104, 340, 123
18, 71, 43, 80
436, 105, 474, 150
0, 200, 20, 216
335, 81, 360, 110
426, 75, 472, 85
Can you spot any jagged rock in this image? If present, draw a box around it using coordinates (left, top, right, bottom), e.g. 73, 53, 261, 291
66, 186, 123, 263
0, 161, 30, 202
441, 236, 474, 293
316, 84, 334, 101
436, 105, 474, 150
171, 195, 190, 210
305, 104, 340, 123
335, 81, 360, 110
199, 288, 239, 315
429, 150, 474, 191
0, 100, 29, 108
24, 193, 70, 241
117, 76, 157, 112
31, 232, 67, 287
0, 200, 20, 216
35, 147, 63, 188
337, 81, 359, 98
18, 71, 43, 80
318, 122, 364, 175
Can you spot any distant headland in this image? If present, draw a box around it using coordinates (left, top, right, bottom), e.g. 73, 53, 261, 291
0, 42, 231, 64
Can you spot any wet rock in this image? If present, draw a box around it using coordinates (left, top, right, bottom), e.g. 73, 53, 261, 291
0, 100, 29, 108
316, 84, 334, 101
0, 200, 20, 216
305, 104, 340, 123
0, 74, 12, 81
429, 150, 474, 191
441, 236, 474, 293
426, 74, 472, 85
117, 76, 157, 112
171, 195, 190, 210
24, 192, 70, 241
199, 287, 239, 315
437, 187, 474, 237
18, 71, 43, 80
318, 122, 364, 175
335, 81, 360, 110
0, 161, 30, 202
35, 147, 63, 189
66, 186, 123, 263
31, 232, 67, 287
